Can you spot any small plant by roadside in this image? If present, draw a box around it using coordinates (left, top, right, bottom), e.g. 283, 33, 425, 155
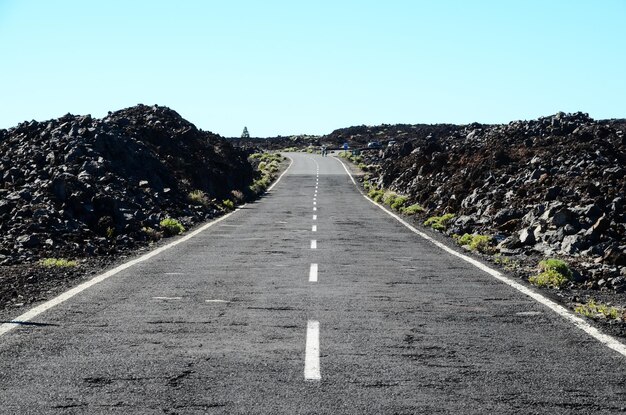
424, 214, 455, 231
529, 258, 573, 288
230, 189, 245, 203
493, 254, 520, 271
142, 226, 162, 242
249, 176, 270, 194
575, 299, 623, 320
188, 189, 209, 206
455, 233, 494, 254
248, 152, 285, 195
382, 192, 398, 206
538, 259, 573, 279
368, 189, 385, 203
391, 197, 408, 211
401, 203, 425, 215
160, 218, 185, 236
40, 258, 78, 268
222, 199, 235, 211
106, 226, 115, 239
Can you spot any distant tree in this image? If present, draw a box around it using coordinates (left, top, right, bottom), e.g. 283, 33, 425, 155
241, 126, 250, 138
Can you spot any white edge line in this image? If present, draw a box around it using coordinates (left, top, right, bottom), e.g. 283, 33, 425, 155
0, 155, 294, 338
309, 263, 318, 282
333, 156, 626, 358
304, 320, 321, 380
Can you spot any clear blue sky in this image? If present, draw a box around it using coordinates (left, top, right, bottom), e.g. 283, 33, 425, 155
1, 1, 624, 137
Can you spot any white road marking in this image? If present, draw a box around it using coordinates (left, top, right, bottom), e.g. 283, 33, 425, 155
516, 311, 543, 316
334, 156, 626, 359
205, 299, 230, 303
313, 207, 317, 211
313, 215, 317, 220
309, 263, 318, 282
313, 201, 316, 205
313, 197, 316, 201
311, 240, 317, 249
312, 225, 317, 232
304, 320, 321, 380
164, 272, 184, 276
152, 296, 182, 300
0, 157, 295, 338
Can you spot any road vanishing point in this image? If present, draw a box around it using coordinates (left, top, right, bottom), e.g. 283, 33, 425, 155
0, 153, 624, 414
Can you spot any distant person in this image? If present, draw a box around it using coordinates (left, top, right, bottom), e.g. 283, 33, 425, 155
321, 146, 327, 156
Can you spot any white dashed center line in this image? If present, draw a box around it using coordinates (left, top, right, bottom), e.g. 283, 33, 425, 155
312, 225, 317, 232
152, 296, 182, 300
311, 240, 317, 249
313, 207, 317, 211
309, 263, 318, 282
313, 215, 317, 220
305, 320, 321, 380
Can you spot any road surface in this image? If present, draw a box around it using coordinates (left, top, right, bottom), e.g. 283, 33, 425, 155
0, 153, 624, 414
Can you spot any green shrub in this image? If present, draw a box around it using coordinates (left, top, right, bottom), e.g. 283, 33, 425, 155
383, 193, 396, 205
40, 258, 78, 268
106, 226, 115, 239
363, 180, 372, 191
575, 299, 622, 320
368, 189, 385, 203
222, 199, 235, 211
538, 258, 573, 279
457, 233, 474, 246
424, 214, 455, 231
160, 218, 185, 236
456, 233, 493, 253
401, 203, 425, 215
391, 196, 408, 211
188, 190, 209, 206
267, 160, 279, 173
529, 269, 568, 288
358, 163, 368, 171
469, 235, 493, 253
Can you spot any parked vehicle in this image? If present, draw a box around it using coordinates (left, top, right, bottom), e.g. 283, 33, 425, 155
367, 141, 382, 149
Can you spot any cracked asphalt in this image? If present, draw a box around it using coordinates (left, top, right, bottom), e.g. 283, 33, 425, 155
0, 153, 625, 414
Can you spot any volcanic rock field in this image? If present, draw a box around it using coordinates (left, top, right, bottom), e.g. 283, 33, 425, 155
1, 106, 625, 335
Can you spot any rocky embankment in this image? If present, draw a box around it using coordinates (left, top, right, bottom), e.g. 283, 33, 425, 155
353, 112, 625, 292
0, 105, 257, 309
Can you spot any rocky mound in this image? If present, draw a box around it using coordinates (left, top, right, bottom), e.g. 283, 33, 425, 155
0, 104, 255, 266
366, 112, 626, 289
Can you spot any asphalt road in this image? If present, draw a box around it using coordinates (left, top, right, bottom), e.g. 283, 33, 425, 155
0, 153, 625, 414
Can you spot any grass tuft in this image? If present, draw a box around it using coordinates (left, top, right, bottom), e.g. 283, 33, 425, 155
40, 258, 78, 268
401, 203, 425, 215
188, 190, 209, 206
160, 218, 185, 236
575, 299, 622, 320
424, 214, 455, 231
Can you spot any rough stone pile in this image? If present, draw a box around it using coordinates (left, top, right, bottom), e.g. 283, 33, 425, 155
0, 104, 255, 265
362, 113, 626, 289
